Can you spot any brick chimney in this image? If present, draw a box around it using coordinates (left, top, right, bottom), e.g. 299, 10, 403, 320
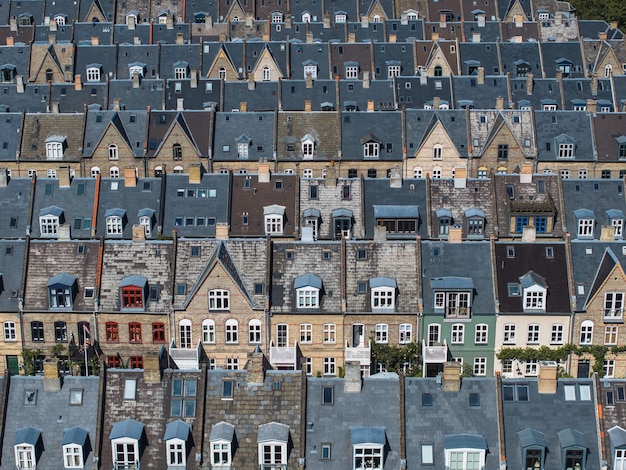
306, 32, 313, 43
143, 354, 161, 383
248, 76, 256, 90
58, 224, 71, 240
432, 31, 439, 41
43, 358, 61, 392
132, 71, 140, 88
176, 32, 183, 44
190, 70, 198, 88
132, 224, 146, 241
216, 222, 229, 239
433, 96, 440, 109
442, 362, 461, 392
304, 100, 312, 111
363, 71, 370, 88
374, 225, 387, 242
74, 74, 82, 91
177, 98, 184, 110
239, 101, 247, 112
0, 169, 9, 187
324, 164, 337, 187
586, 99, 597, 115
344, 361, 362, 393
520, 162, 533, 183
246, 346, 269, 384
189, 165, 202, 184
258, 159, 271, 183
113, 98, 121, 111
477, 66, 485, 85
496, 96, 504, 110
526, 73, 534, 95
367, 100, 374, 111
522, 225, 536, 242
454, 167, 467, 188
390, 166, 402, 188
124, 167, 137, 187
91, 36, 99, 46
305, 72, 313, 88
448, 226, 462, 243
6, 36, 14, 46
537, 362, 557, 394
58, 167, 71, 187
601, 225, 616, 241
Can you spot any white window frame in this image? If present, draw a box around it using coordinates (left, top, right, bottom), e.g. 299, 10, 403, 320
616, 450, 626, 470
387, 65, 400, 79
259, 441, 287, 467
63, 443, 83, 468
473, 357, 487, 376
413, 167, 423, 178
276, 323, 289, 347
225, 319, 239, 344
108, 144, 119, 160
46, 141, 64, 160
428, 324, 440, 346
371, 287, 395, 310
47, 169, 56, 178
90, 166, 100, 177
15, 444, 36, 469
445, 449, 486, 470
503, 324, 516, 344
527, 324, 540, 344
202, 319, 216, 344
302, 169, 313, 178
523, 285, 546, 311
605, 325, 618, 345
432, 144, 443, 160
451, 324, 465, 344
111, 438, 139, 469
211, 441, 232, 467
551, 324, 564, 344
612, 219, 624, 238
40, 215, 59, 237
375, 323, 388, 344
209, 289, 230, 310
399, 324, 412, 344
302, 138, 314, 159
558, 143, 574, 158
300, 323, 312, 343
435, 291, 471, 319
364, 142, 379, 158
174, 67, 187, 79
167, 438, 186, 467
297, 287, 319, 308
262, 66, 271, 81
179, 319, 192, 348
106, 216, 123, 235
578, 218, 594, 237
335, 13, 346, 23
580, 320, 593, 345
324, 357, 336, 375
110, 166, 120, 178
249, 319, 261, 344
353, 444, 383, 470
86, 66, 100, 82
323, 323, 336, 343
474, 324, 488, 344
604, 292, 624, 320
265, 215, 284, 235
139, 215, 151, 235
604, 359, 615, 378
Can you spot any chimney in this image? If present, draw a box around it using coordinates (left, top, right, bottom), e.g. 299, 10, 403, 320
555, 11, 562, 25
306, 32, 313, 43
433, 96, 441, 109
58, 167, 71, 187
188, 165, 202, 184
361, 15, 369, 28
348, 32, 356, 43
367, 100, 374, 111
344, 361, 362, 393
472, 32, 481, 42
10, 17, 17, 31
586, 99, 597, 114
239, 101, 247, 112
374, 225, 387, 241
215, 222, 229, 239
526, 73, 534, 95
454, 167, 467, 188
91, 36, 99, 46
448, 226, 462, 243
432, 31, 439, 41
248, 76, 256, 90
324, 165, 337, 187
477, 14, 485, 27
48, 33, 56, 44
514, 35, 523, 43
323, 13, 330, 28
132, 72, 140, 88
43, 358, 62, 392
167, 16, 174, 29
285, 14, 292, 28
496, 96, 504, 110
190, 70, 198, 88
599, 31, 608, 41
389, 34, 396, 43
58, 224, 71, 240
439, 12, 447, 28
143, 354, 161, 383
113, 98, 121, 111
132, 224, 146, 241
246, 346, 269, 384
611, 21, 618, 30
305, 72, 313, 88
522, 225, 536, 242
390, 166, 402, 188
537, 362, 557, 394
515, 14, 523, 27
556, 32, 564, 42
304, 100, 312, 111
520, 162, 533, 183
16, 75, 24, 93
601, 225, 616, 241
0, 169, 9, 187
49, 18, 57, 31
442, 362, 461, 392
420, 71, 428, 86
556, 70, 563, 83
477, 66, 485, 85
6, 36, 14, 46
176, 32, 183, 44
133, 36, 141, 45
177, 98, 184, 111
245, 14, 253, 27
74, 74, 82, 91
258, 159, 271, 183
363, 71, 370, 89
591, 75, 598, 96
51, 102, 60, 113
124, 167, 137, 187
127, 15, 136, 29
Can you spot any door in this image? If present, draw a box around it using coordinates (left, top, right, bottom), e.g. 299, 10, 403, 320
6, 355, 18, 375
577, 360, 590, 378
352, 324, 364, 347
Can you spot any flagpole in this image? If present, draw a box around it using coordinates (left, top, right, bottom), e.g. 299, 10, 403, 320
83, 324, 89, 376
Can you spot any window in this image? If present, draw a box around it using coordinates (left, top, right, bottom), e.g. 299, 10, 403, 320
399, 324, 412, 344
312, 323, 334, 345
152, 323, 165, 342
421, 442, 434, 465
447, 449, 485, 470
475, 324, 488, 344
174, 66, 187, 79
15, 444, 36, 469
525, 360, 538, 376
112, 440, 138, 468
106, 322, 119, 342
605, 325, 618, 345
211, 440, 232, 467
580, 320, 593, 345
249, 320, 261, 344
130, 356, 143, 369
345, 65, 358, 79
372, 286, 395, 310
428, 324, 441, 346
451, 324, 465, 344
171, 378, 197, 417
364, 142, 379, 158
579, 169, 588, 179
40, 215, 60, 237
209, 290, 230, 310
225, 319, 238, 343
54, 321, 67, 342
354, 445, 383, 469
128, 322, 142, 343
262, 66, 271, 81
46, 139, 65, 159
179, 319, 192, 348
375, 324, 388, 343
324, 357, 336, 375
300, 324, 312, 343
106, 216, 123, 235
322, 386, 334, 404
551, 324, 564, 344
121, 285, 143, 309
276, 324, 289, 347
498, 144, 509, 160
578, 218, 594, 237
261, 442, 287, 468
604, 360, 615, 378
527, 324, 540, 344
558, 143, 574, 158
604, 292, 624, 320
434, 291, 471, 318
167, 440, 186, 467
265, 214, 284, 235
524, 287, 546, 311
432, 144, 442, 160
503, 324, 516, 344
473, 357, 486, 376
63, 443, 83, 468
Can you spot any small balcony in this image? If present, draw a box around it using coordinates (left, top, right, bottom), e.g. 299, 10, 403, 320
259, 465, 287, 470
169, 340, 202, 369
345, 341, 371, 366
113, 462, 140, 470
269, 341, 300, 370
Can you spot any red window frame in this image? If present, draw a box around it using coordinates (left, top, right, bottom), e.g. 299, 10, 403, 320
152, 322, 165, 342
107, 355, 120, 368
129, 322, 142, 343
105, 322, 119, 342
130, 356, 144, 369
122, 286, 143, 308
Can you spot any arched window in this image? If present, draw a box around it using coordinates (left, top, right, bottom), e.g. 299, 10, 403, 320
173, 166, 184, 173
108, 144, 118, 160
173, 143, 182, 160
219, 67, 226, 80
225, 319, 238, 344
90, 166, 100, 177
580, 320, 593, 345
46, 69, 53, 82
110, 166, 120, 178
249, 319, 261, 344
434, 65, 443, 77
202, 319, 215, 343
179, 319, 192, 348
263, 66, 271, 81
605, 64, 613, 78
432, 144, 443, 160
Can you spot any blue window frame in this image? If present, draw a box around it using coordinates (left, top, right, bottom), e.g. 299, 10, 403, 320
534, 216, 547, 233
515, 216, 529, 233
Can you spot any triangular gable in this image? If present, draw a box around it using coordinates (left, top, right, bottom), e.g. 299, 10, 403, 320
366, 0, 388, 21
415, 113, 461, 158
479, 113, 526, 158
251, 46, 284, 82
154, 112, 201, 157
225, 0, 246, 22
206, 46, 239, 80
30, 44, 67, 83
594, 43, 621, 76
88, 113, 135, 157
424, 42, 455, 77
585, 248, 626, 309
82, 0, 107, 22
503, 0, 529, 22
182, 241, 256, 310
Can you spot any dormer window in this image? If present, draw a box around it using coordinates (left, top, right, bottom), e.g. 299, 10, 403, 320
125, 13, 138, 24
105, 208, 126, 235
437, 208, 452, 238
466, 208, 485, 238
616, 136, 626, 159
209, 289, 230, 310
555, 134, 575, 158
165, 420, 192, 467
303, 61, 317, 80
235, 134, 251, 159
362, 134, 381, 158
370, 277, 396, 312
271, 11, 283, 23
210, 422, 234, 467
520, 271, 547, 312
295, 273, 322, 309
258, 423, 289, 469
120, 275, 148, 310
1, 64, 16, 83
604, 292, 624, 321
128, 63, 146, 77
335, 12, 346, 23
387, 62, 401, 79
14, 428, 42, 469
62, 427, 90, 468
374, 205, 418, 235
110, 420, 144, 469
574, 209, 595, 239
46, 136, 66, 160
264, 205, 286, 235
174, 61, 188, 79
351, 427, 385, 470
432, 277, 474, 319
301, 134, 315, 159
302, 12, 311, 22
86, 64, 101, 82
608, 209, 624, 239
444, 434, 487, 470
138, 208, 155, 236
345, 62, 359, 79
556, 58, 572, 78
39, 206, 64, 237
48, 273, 78, 309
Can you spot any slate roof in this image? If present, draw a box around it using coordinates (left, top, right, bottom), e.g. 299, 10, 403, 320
213, 112, 275, 162
223, 81, 279, 112
340, 111, 402, 161
0, 239, 25, 311
540, 41, 585, 79
0, 375, 99, 470
453, 75, 510, 109
20, 113, 85, 162
279, 79, 339, 111
396, 76, 453, 110
501, 379, 601, 470
82, 109, 148, 158
593, 113, 626, 162
405, 109, 469, 157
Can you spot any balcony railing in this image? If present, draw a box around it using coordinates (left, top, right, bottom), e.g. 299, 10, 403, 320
113, 461, 140, 470
259, 464, 287, 470
269, 341, 298, 368
345, 341, 371, 365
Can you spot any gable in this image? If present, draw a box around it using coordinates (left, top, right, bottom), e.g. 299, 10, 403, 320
91, 118, 135, 157
206, 48, 238, 81
82, 1, 107, 22
479, 115, 526, 159
415, 119, 460, 159
251, 48, 284, 82
30, 45, 68, 83
226, 0, 246, 21
425, 44, 455, 77
585, 251, 626, 311
504, 0, 528, 22
154, 117, 201, 158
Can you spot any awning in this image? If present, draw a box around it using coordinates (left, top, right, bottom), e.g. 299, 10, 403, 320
294, 273, 322, 290
258, 422, 289, 443
373, 205, 419, 219
62, 427, 89, 446
350, 426, 386, 445
444, 434, 487, 450
164, 420, 191, 441
109, 419, 144, 440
